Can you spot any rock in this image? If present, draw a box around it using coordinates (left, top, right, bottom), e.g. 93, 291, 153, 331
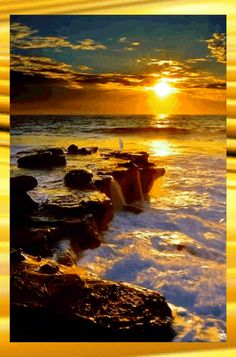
110, 167, 143, 204
11, 228, 57, 257
77, 147, 98, 155
67, 145, 98, 155
64, 169, 93, 189
11, 260, 175, 342
11, 176, 38, 227
45, 191, 114, 231
93, 175, 112, 197
17, 148, 66, 168
103, 151, 149, 167
11, 175, 38, 192
10, 249, 25, 263
58, 215, 101, 250
11, 191, 38, 214
38, 262, 60, 274
140, 167, 165, 194
98, 151, 165, 204
67, 144, 79, 154
54, 243, 77, 266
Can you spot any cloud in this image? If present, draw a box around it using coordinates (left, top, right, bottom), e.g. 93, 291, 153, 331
11, 22, 38, 41
118, 37, 128, 43
202, 32, 226, 63
76, 39, 106, 50
78, 65, 93, 71
11, 54, 151, 90
134, 56, 225, 92
11, 53, 226, 99
118, 36, 141, 51
11, 22, 106, 51
124, 47, 135, 51
186, 58, 208, 64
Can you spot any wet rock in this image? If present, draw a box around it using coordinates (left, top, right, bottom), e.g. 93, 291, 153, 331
64, 169, 93, 189
11, 260, 175, 342
140, 167, 165, 194
110, 167, 143, 204
17, 148, 66, 168
67, 144, 98, 155
45, 191, 114, 231
38, 262, 60, 274
54, 245, 77, 266
98, 151, 165, 204
11, 175, 38, 192
103, 151, 149, 167
58, 215, 100, 250
93, 175, 112, 197
67, 144, 79, 154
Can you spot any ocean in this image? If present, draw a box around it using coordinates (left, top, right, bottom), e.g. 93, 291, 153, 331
10, 114, 226, 342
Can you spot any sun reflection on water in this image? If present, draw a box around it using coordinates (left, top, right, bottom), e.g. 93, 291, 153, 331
150, 140, 172, 157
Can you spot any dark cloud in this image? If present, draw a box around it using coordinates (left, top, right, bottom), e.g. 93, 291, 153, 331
202, 32, 226, 63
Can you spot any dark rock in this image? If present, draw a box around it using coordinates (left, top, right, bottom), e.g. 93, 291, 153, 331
11, 228, 57, 257
10, 249, 25, 264
11, 178, 38, 227
110, 167, 143, 204
11, 260, 175, 342
38, 262, 60, 274
140, 167, 165, 194
64, 169, 93, 189
77, 147, 98, 155
17, 148, 66, 168
176, 244, 185, 251
11, 175, 38, 192
58, 215, 100, 250
67, 144, 79, 154
11, 191, 38, 214
93, 175, 112, 197
67, 145, 98, 155
103, 151, 149, 167
45, 191, 114, 231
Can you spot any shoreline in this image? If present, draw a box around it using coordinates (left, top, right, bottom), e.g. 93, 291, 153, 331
10, 145, 175, 342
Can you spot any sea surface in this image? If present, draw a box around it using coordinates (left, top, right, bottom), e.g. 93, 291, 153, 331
11, 114, 226, 342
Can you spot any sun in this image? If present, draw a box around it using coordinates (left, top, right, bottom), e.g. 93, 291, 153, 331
152, 79, 176, 98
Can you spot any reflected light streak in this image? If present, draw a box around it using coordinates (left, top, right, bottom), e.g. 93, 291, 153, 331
150, 140, 171, 157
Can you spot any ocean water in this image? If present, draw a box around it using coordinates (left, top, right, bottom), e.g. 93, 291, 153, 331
11, 114, 226, 342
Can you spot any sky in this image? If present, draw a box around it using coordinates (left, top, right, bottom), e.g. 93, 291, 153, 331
10, 15, 226, 115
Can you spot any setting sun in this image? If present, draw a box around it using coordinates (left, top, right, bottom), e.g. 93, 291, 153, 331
152, 79, 177, 98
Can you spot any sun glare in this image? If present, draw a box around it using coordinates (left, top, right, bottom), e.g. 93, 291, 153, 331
152, 79, 177, 98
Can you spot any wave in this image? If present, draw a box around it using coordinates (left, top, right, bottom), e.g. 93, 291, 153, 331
102, 126, 189, 135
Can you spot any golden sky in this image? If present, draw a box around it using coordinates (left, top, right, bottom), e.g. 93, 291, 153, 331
10, 15, 226, 115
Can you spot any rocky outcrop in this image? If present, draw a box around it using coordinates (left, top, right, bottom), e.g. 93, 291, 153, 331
17, 148, 66, 168
67, 144, 98, 155
97, 151, 165, 204
11, 258, 175, 342
11, 175, 38, 227
64, 169, 93, 189
45, 191, 114, 231
10, 148, 174, 342
102, 151, 150, 167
